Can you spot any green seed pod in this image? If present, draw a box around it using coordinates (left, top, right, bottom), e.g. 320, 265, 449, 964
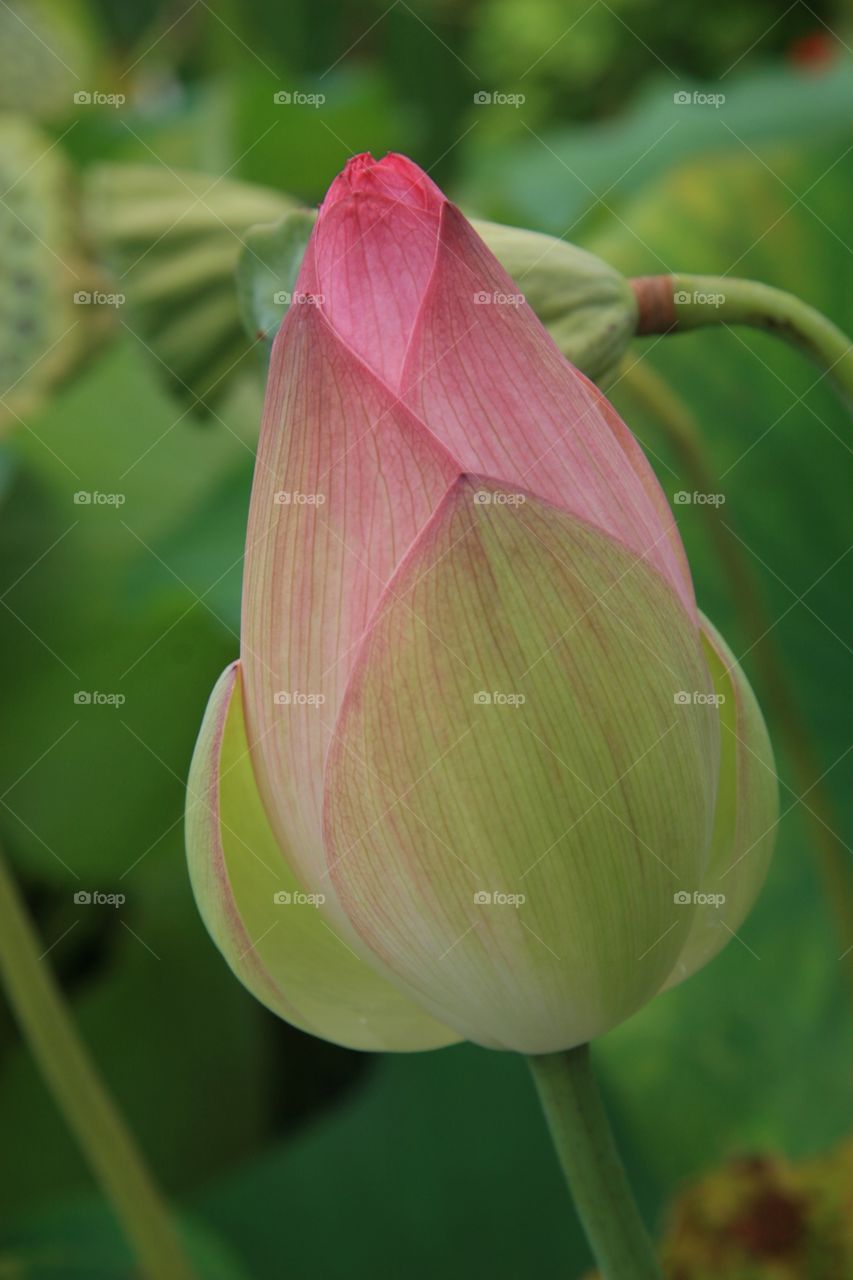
84, 164, 293, 407
0, 114, 88, 429
471, 219, 638, 382
0, 0, 97, 120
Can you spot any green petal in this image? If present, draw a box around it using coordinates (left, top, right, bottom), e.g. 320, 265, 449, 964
664, 616, 778, 989
324, 478, 720, 1053
185, 663, 460, 1052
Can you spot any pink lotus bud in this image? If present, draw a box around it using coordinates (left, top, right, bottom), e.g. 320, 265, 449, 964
186, 154, 776, 1054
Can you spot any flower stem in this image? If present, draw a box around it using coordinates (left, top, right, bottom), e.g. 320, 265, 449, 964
631, 273, 853, 407
0, 849, 197, 1280
528, 1044, 663, 1280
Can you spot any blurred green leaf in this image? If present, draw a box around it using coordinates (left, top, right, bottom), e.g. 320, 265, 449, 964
0, 341, 253, 883
200, 1044, 605, 1279
458, 62, 853, 234
231, 66, 412, 202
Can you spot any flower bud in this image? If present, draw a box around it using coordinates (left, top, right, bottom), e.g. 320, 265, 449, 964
186, 154, 776, 1054
238, 209, 637, 382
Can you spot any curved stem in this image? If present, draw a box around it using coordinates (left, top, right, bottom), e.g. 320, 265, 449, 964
0, 849, 197, 1280
528, 1045, 663, 1280
618, 359, 853, 974
631, 273, 853, 407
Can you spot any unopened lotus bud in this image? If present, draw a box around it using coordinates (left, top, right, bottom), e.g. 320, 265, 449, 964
238, 210, 636, 382
186, 154, 777, 1055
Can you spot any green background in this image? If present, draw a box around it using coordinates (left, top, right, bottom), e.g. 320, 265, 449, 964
0, 0, 851, 1275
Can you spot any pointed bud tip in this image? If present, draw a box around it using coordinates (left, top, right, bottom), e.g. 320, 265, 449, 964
322, 152, 445, 216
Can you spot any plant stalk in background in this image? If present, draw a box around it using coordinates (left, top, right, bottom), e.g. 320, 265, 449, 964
632, 273, 853, 406
0, 848, 197, 1280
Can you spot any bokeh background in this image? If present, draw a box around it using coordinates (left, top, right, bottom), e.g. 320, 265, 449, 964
1, 1, 852, 1276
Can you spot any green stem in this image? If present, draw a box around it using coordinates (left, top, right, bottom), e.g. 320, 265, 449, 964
631, 273, 853, 406
0, 849, 197, 1280
528, 1045, 663, 1280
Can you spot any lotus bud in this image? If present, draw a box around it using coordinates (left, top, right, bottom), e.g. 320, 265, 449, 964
238, 211, 636, 382
186, 153, 777, 1055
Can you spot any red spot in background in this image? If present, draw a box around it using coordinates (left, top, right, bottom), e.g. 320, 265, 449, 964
788, 30, 836, 71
